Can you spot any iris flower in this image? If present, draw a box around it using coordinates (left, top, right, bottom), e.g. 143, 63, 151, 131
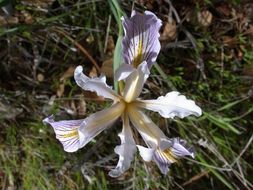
44, 11, 202, 177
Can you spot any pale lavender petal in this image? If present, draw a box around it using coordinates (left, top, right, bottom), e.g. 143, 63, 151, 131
153, 138, 194, 174
122, 10, 162, 68
171, 138, 195, 158
43, 116, 84, 152
79, 102, 125, 148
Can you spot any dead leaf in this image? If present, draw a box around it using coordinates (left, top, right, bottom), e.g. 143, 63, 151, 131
83, 91, 105, 102
64, 99, 87, 116
20, 0, 55, 8
77, 99, 86, 116
6, 16, 19, 24
216, 2, 232, 17
89, 66, 98, 78
56, 83, 65, 97
37, 73, 44, 82
197, 10, 213, 27
0, 16, 7, 26
60, 66, 75, 82
21, 10, 34, 24
221, 36, 237, 46
56, 66, 75, 97
136, 0, 156, 10
160, 20, 177, 41
101, 58, 113, 79
105, 36, 115, 56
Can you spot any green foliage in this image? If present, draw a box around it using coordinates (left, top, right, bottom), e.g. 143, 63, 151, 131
108, 0, 125, 91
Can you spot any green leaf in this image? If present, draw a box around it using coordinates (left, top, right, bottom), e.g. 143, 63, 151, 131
108, 0, 125, 92
205, 113, 241, 134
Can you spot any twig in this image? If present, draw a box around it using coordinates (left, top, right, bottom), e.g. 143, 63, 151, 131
164, 0, 181, 23
220, 46, 224, 88
236, 160, 247, 188
164, 0, 207, 80
104, 15, 112, 53
51, 27, 101, 73
231, 133, 253, 167
182, 170, 210, 187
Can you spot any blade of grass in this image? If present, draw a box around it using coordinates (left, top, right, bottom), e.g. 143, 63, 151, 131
205, 112, 241, 134
217, 97, 248, 112
197, 155, 235, 190
153, 63, 177, 91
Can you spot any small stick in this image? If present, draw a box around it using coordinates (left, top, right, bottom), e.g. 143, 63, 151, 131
52, 27, 101, 73
182, 170, 210, 187
104, 15, 112, 53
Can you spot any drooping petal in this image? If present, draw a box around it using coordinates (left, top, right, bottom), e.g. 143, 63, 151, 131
78, 101, 125, 148
153, 138, 194, 174
136, 91, 202, 119
74, 66, 120, 101
127, 104, 167, 148
43, 116, 84, 153
171, 138, 195, 158
123, 62, 150, 102
122, 10, 162, 68
109, 113, 137, 177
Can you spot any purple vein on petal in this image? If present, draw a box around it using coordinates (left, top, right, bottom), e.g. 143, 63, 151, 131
122, 10, 162, 68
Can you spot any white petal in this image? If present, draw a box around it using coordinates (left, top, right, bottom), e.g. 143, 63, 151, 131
78, 101, 125, 148
74, 66, 120, 101
123, 62, 150, 102
127, 104, 167, 148
109, 114, 137, 178
114, 63, 135, 81
43, 116, 83, 153
136, 145, 155, 162
136, 91, 202, 118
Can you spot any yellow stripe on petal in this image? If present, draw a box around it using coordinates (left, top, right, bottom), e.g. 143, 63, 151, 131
123, 71, 140, 103
122, 62, 149, 103
59, 130, 78, 138
160, 148, 178, 163
133, 38, 143, 68
43, 118, 84, 153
